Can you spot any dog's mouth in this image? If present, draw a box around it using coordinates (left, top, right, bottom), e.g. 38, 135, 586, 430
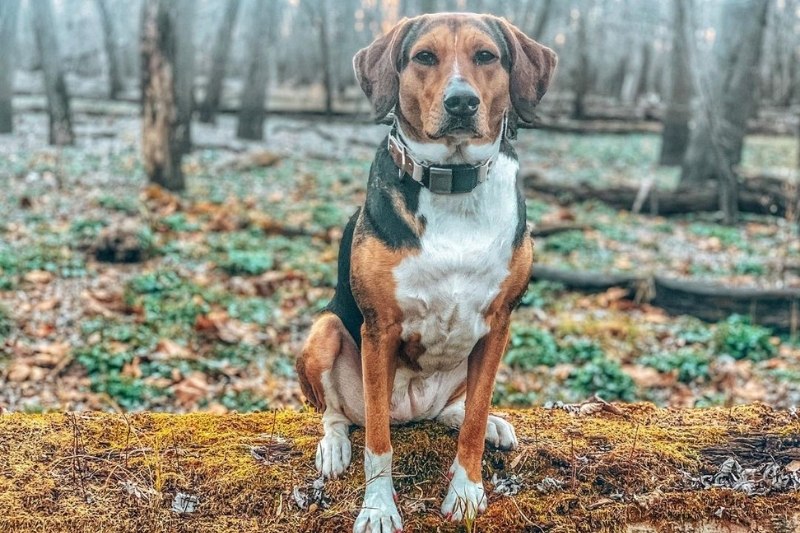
429, 119, 481, 140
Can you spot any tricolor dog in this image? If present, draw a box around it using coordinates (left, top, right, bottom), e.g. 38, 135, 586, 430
297, 12, 556, 532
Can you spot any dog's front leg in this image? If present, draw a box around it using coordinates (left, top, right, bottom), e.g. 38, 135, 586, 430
354, 322, 402, 533
441, 314, 511, 523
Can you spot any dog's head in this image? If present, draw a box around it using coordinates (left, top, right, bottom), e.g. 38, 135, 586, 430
354, 13, 557, 150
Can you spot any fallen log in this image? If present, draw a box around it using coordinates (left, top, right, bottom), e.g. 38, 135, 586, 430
532, 264, 641, 293
652, 276, 800, 332
0, 405, 799, 532
530, 265, 800, 332
524, 173, 795, 217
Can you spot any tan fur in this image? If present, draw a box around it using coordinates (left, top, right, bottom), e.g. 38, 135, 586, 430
296, 312, 356, 412
398, 18, 510, 145
350, 233, 417, 455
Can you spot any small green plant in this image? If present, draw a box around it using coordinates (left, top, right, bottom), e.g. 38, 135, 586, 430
219, 250, 274, 275
227, 297, 273, 325
97, 194, 139, 214
687, 222, 744, 248
127, 270, 183, 295
312, 203, 344, 230
0, 304, 12, 340
492, 384, 538, 406
519, 280, 565, 308
504, 325, 560, 369
543, 230, 591, 254
567, 358, 636, 402
217, 389, 270, 412
158, 213, 200, 232
69, 218, 107, 241
713, 315, 776, 362
639, 348, 711, 383
561, 337, 605, 364
733, 260, 766, 276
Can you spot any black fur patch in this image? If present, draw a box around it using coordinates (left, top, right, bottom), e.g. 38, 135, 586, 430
324, 209, 363, 346
361, 139, 424, 249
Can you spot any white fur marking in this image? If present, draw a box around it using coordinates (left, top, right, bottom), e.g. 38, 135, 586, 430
393, 153, 519, 383
397, 123, 501, 164
435, 401, 519, 450
354, 448, 402, 533
452, 34, 460, 77
315, 409, 352, 479
441, 457, 487, 521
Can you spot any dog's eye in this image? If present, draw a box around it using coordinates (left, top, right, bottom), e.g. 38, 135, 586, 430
475, 50, 497, 64
413, 51, 438, 66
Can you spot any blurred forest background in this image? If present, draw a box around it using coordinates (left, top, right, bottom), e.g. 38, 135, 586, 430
1, 0, 800, 415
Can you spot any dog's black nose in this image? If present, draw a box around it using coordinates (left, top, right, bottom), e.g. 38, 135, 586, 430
443, 80, 480, 117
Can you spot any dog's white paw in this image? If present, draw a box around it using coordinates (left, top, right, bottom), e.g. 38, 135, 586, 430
441, 458, 487, 522
485, 414, 518, 450
315, 433, 352, 479
353, 481, 402, 533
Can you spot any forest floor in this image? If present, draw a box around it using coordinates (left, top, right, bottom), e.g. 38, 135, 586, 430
1, 110, 799, 415
2, 405, 800, 532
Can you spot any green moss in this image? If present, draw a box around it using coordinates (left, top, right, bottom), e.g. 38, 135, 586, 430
1, 406, 798, 532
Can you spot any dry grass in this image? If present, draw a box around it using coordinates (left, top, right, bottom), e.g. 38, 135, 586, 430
0, 404, 799, 532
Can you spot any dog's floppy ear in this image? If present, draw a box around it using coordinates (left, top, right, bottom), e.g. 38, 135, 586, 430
494, 17, 557, 124
353, 18, 415, 120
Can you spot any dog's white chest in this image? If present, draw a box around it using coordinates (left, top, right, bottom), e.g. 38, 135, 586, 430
392, 154, 520, 374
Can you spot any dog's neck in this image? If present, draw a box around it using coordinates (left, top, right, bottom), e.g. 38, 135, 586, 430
395, 115, 505, 166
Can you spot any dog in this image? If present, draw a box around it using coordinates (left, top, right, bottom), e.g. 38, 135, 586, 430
297, 13, 556, 532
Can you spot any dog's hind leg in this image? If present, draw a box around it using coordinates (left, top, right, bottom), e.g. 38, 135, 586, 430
436, 395, 518, 450
297, 312, 364, 479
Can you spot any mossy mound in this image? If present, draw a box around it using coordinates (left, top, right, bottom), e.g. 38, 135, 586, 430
0, 404, 798, 532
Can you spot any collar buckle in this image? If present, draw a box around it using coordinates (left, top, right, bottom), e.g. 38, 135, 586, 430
428, 167, 453, 194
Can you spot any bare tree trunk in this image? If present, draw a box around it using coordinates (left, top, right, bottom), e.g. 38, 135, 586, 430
198, 0, 240, 124
95, 0, 123, 100
173, 0, 195, 153
236, 0, 273, 140
679, 0, 770, 223
0, 0, 20, 134
571, 4, 590, 120
31, 0, 74, 146
531, 0, 554, 41
659, 0, 693, 166
317, 0, 333, 116
140, 0, 184, 191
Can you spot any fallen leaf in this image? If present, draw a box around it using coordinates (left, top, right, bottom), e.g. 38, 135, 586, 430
23, 270, 54, 284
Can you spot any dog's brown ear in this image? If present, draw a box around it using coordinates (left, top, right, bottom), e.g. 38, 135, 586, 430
353, 18, 414, 120
494, 18, 557, 124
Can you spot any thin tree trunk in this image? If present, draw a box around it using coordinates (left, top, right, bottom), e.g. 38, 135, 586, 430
31, 0, 74, 146
571, 4, 590, 120
198, 0, 240, 124
659, 0, 693, 166
679, 0, 770, 223
317, 0, 333, 116
0, 0, 20, 134
531, 0, 554, 41
140, 0, 184, 191
236, 0, 273, 141
173, 0, 195, 153
95, 0, 123, 100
